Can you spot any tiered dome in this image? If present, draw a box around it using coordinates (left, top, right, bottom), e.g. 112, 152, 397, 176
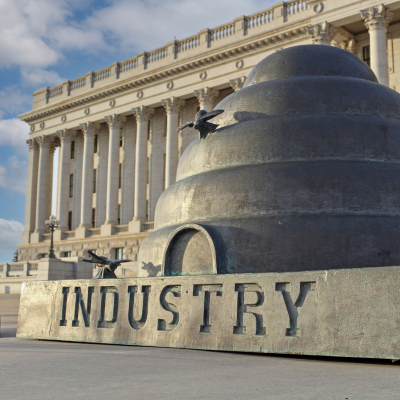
138, 45, 400, 277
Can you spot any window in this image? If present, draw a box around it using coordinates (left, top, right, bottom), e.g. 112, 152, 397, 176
163, 153, 166, 190
146, 200, 149, 219
118, 204, 121, 224
92, 208, 96, 228
147, 120, 151, 140
62, 251, 71, 258
363, 46, 371, 67
69, 174, 74, 197
94, 134, 98, 153
70, 140, 75, 159
164, 114, 167, 137
93, 169, 97, 193
115, 247, 124, 260
119, 128, 123, 147
119, 163, 122, 189
147, 157, 149, 184
68, 212, 72, 231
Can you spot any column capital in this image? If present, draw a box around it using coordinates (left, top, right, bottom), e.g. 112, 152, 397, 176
26, 138, 37, 150
361, 5, 393, 30
307, 22, 336, 45
35, 135, 51, 149
104, 114, 126, 129
161, 97, 185, 114
80, 121, 101, 136
57, 129, 76, 143
229, 77, 246, 92
132, 106, 154, 123
194, 87, 219, 103
339, 39, 357, 54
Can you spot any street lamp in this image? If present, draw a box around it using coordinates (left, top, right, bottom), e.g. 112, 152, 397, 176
45, 215, 60, 259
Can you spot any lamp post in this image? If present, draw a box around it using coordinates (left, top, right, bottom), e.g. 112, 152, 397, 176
45, 215, 60, 259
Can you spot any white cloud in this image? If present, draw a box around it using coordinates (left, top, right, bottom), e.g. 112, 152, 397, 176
0, 87, 31, 117
21, 68, 64, 87
0, 156, 27, 194
0, 218, 24, 252
0, 118, 30, 155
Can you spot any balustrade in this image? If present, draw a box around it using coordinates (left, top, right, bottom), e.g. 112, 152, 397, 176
93, 67, 111, 82
48, 86, 63, 98
70, 77, 86, 91
247, 9, 274, 29
178, 35, 200, 52
211, 23, 235, 41
147, 47, 168, 64
120, 57, 138, 74
285, 0, 309, 16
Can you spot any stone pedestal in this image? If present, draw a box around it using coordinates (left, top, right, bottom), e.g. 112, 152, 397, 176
128, 220, 143, 233
16, 266, 400, 360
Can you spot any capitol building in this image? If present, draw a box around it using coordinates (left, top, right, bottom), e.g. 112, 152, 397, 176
10, 0, 400, 281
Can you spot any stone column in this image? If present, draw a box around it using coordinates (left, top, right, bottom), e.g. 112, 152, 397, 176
161, 97, 185, 188
21, 139, 39, 244
194, 87, 219, 112
101, 115, 126, 236
76, 122, 100, 238
307, 22, 336, 45
129, 106, 154, 233
31, 136, 52, 242
54, 129, 75, 240
361, 5, 393, 86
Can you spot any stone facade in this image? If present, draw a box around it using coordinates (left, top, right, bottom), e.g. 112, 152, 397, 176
17, 0, 400, 275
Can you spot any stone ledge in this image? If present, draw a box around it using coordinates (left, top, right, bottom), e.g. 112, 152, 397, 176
16, 266, 400, 360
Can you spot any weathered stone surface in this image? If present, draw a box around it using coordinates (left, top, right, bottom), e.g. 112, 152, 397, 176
17, 266, 400, 360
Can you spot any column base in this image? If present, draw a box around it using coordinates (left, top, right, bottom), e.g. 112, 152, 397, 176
21, 231, 31, 245
30, 232, 42, 244
53, 229, 64, 241
75, 226, 88, 239
101, 223, 116, 236
129, 220, 144, 233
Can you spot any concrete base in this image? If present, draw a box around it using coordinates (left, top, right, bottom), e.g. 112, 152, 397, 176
16, 265, 400, 359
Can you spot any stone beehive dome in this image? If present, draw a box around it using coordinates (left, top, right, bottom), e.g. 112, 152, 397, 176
138, 45, 400, 277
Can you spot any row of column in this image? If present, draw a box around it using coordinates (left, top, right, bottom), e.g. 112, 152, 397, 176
307, 4, 393, 86
22, 87, 221, 242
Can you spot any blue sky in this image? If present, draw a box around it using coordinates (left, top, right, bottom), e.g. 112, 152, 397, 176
0, 0, 274, 263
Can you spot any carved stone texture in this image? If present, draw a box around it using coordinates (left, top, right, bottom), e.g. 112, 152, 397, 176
80, 122, 101, 135
16, 266, 400, 359
361, 4, 393, 30
161, 97, 185, 114
229, 77, 246, 91
339, 39, 357, 54
194, 87, 219, 111
307, 22, 336, 45
132, 105, 154, 123
104, 114, 126, 129
26, 138, 36, 150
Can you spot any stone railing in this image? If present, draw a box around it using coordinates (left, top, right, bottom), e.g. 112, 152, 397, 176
210, 22, 235, 41
178, 34, 200, 53
70, 76, 86, 91
285, 0, 310, 17
120, 57, 138, 74
41, 233, 51, 242
63, 231, 75, 239
39, 0, 322, 106
87, 228, 101, 237
247, 8, 274, 29
48, 85, 63, 99
147, 46, 168, 64
0, 262, 39, 278
114, 225, 129, 234
142, 222, 154, 231
93, 67, 111, 82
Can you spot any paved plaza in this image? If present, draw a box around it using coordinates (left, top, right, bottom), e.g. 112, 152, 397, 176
1, 294, 399, 400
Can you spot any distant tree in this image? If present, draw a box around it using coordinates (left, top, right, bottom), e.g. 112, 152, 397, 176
12, 249, 18, 262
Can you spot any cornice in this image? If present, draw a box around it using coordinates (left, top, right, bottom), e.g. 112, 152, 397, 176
19, 24, 310, 124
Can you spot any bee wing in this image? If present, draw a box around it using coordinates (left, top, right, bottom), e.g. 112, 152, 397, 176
199, 109, 224, 122
177, 121, 194, 131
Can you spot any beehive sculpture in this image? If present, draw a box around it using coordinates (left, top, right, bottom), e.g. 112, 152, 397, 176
139, 44, 400, 277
